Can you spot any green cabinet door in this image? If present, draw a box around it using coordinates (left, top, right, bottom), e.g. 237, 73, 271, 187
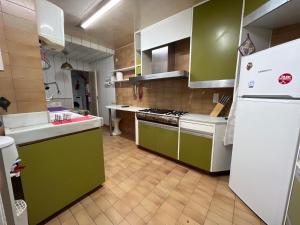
244, 0, 269, 16
155, 126, 178, 160
139, 121, 178, 159
139, 122, 156, 151
287, 175, 300, 225
190, 0, 243, 82
19, 129, 105, 225
179, 131, 212, 171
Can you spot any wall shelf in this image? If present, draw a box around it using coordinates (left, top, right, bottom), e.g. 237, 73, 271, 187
113, 79, 130, 83
243, 0, 300, 29
129, 71, 188, 83
113, 66, 135, 73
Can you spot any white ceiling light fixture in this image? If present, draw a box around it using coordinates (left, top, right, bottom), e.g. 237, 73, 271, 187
81, 0, 121, 29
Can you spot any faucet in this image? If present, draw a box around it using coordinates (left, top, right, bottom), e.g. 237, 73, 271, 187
46, 94, 55, 102
44, 82, 61, 95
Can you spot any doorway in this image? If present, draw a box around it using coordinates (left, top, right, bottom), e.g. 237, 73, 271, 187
71, 70, 98, 116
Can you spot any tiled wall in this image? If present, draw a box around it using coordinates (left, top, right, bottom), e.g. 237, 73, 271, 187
113, 37, 234, 117
116, 79, 234, 116
271, 23, 300, 46
114, 43, 134, 70
0, 0, 46, 115
43, 52, 94, 109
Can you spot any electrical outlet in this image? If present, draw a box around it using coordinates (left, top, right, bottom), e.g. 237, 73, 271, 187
0, 49, 4, 71
213, 93, 219, 103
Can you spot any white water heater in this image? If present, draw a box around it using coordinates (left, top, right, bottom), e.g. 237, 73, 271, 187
36, 0, 65, 51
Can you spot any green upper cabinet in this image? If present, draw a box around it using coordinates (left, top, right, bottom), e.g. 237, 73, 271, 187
244, 0, 269, 16
190, 0, 243, 84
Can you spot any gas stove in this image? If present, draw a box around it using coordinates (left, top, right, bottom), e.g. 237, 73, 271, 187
137, 108, 187, 126
138, 108, 187, 117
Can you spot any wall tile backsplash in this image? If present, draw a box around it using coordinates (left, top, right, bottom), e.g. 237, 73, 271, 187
116, 79, 233, 116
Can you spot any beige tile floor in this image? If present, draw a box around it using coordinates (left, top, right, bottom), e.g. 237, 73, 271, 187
46, 129, 266, 225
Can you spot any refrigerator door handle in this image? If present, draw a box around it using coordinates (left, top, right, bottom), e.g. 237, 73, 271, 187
241, 95, 296, 99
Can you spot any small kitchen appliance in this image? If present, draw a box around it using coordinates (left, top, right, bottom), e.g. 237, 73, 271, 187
229, 39, 300, 225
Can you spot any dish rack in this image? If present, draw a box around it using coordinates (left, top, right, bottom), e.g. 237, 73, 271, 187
0, 136, 28, 225
15, 200, 27, 217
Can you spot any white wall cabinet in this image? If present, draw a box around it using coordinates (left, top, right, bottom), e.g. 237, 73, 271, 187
140, 8, 192, 51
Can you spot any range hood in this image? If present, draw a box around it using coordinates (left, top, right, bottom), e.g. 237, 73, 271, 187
130, 45, 188, 83
129, 70, 188, 82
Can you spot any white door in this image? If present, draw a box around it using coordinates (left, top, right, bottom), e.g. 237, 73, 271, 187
229, 98, 300, 225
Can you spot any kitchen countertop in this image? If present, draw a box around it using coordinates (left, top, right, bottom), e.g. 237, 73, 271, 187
3, 111, 103, 145
105, 105, 228, 124
180, 113, 227, 124
106, 104, 147, 112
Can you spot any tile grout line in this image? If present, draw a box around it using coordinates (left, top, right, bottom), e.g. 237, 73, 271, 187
202, 177, 219, 224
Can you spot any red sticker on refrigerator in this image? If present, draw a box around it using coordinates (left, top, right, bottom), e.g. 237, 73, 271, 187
278, 73, 292, 85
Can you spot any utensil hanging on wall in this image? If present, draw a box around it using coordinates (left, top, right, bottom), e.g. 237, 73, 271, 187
138, 83, 143, 100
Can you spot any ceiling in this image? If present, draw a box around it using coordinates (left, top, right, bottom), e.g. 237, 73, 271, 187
48, 0, 204, 49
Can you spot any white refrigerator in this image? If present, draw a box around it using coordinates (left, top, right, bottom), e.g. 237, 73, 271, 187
229, 39, 300, 225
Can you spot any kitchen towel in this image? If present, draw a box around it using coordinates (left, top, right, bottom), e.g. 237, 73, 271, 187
224, 87, 238, 146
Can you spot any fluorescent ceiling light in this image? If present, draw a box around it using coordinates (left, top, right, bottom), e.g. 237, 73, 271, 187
81, 0, 121, 29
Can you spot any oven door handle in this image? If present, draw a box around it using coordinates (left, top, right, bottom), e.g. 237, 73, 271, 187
138, 120, 178, 131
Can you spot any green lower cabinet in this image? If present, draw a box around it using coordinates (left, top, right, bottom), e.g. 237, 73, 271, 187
139, 122, 156, 151
19, 128, 105, 225
179, 132, 212, 171
139, 122, 178, 160
287, 175, 300, 225
155, 126, 178, 159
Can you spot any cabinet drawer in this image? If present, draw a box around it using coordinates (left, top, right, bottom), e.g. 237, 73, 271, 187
180, 121, 214, 134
